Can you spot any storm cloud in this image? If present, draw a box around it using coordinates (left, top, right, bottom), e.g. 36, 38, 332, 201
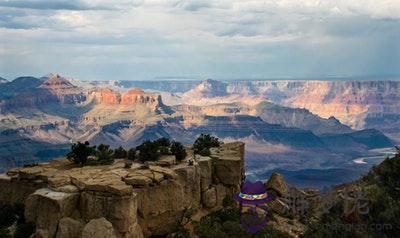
0, 0, 399, 80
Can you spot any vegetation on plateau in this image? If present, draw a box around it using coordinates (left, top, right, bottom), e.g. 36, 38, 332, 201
66, 134, 222, 166
66, 138, 187, 166
191, 196, 291, 238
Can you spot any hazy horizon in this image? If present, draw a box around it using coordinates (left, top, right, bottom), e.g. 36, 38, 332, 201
2, 72, 400, 82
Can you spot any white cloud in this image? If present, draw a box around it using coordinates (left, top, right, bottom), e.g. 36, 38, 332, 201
0, 0, 399, 80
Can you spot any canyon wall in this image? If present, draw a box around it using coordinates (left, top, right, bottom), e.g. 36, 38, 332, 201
0, 142, 245, 238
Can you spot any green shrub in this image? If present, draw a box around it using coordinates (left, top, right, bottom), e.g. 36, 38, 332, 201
171, 141, 187, 161
155, 137, 171, 147
222, 195, 235, 208
136, 140, 160, 162
96, 144, 114, 164
127, 148, 136, 161
136, 138, 186, 162
194, 207, 290, 238
304, 147, 400, 238
113, 146, 127, 159
66, 141, 96, 165
193, 134, 221, 156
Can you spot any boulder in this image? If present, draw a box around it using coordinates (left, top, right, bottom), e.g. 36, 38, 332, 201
25, 188, 79, 238
265, 172, 288, 196
56, 217, 84, 238
82, 218, 116, 238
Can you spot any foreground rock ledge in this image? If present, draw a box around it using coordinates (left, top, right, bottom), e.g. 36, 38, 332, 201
0, 142, 245, 238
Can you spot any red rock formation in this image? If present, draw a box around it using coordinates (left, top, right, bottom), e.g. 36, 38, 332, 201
121, 87, 158, 105
93, 88, 121, 105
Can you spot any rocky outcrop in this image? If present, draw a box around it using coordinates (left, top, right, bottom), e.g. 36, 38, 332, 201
0, 142, 245, 238
266, 172, 289, 196
92, 88, 121, 105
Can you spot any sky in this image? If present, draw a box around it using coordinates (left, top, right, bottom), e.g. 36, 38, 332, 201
0, 0, 399, 81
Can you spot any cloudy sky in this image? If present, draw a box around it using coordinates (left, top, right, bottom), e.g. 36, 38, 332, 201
0, 0, 399, 81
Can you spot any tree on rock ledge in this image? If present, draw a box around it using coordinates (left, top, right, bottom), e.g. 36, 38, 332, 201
67, 141, 96, 166
170, 141, 187, 161
96, 144, 114, 164
193, 134, 221, 156
113, 146, 127, 159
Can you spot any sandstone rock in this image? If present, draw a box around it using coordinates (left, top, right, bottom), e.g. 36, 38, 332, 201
211, 142, 245, 186
157, 155, 176, 167
82, 218, 116, 238
79, 191, 137, 234
25, 188, 79, 238
124, 175, 152, 187
35, 229, 49, 238
18, 167, 43, 180
55, 185, 79, 193
0, 174, 45, 203
47, 174, 71, 188
197, 156, 212, 192
135, 180, 186, 236
135, 163, 203, 236
0, 141, 245, 238
269, 198, 290, 215
266, 172, 288, 196
150, 166, 178, 180
203, 187, 217, 208
215, 183, 227, 206
56, 217, 84, 238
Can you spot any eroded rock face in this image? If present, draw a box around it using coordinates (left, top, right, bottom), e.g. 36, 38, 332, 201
0, 142, 245, 238
25, 188, 80, 238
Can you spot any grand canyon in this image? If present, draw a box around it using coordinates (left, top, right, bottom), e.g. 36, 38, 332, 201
0, 73, 398, 188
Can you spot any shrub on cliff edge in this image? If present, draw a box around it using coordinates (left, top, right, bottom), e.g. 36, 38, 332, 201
170, 141, 187, 161
66, 141, 96, 166
96, 144, 114, 164
193, 134, 221, 156
113, 146, 127, 159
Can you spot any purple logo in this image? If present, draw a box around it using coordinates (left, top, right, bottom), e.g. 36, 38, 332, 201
234, 181, 274, 233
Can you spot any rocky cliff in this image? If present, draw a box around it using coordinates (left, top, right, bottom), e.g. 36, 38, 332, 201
0, 142, 245, 238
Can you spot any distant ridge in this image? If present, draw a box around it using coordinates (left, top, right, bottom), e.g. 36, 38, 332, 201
0, 76, 7, 83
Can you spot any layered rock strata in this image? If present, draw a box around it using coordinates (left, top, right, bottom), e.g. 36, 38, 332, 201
0, 142, 245, 238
